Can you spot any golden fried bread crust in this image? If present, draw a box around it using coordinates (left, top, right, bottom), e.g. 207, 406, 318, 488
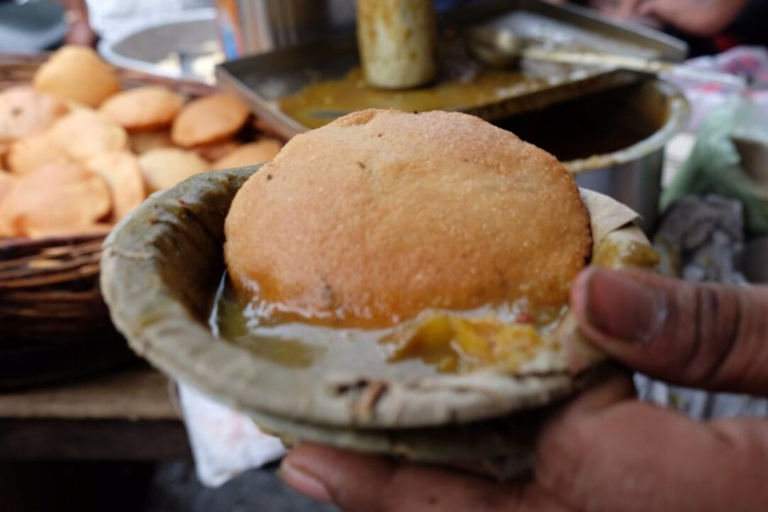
171, 94, 250, 148
7, 133, 70, 175
0, 171, 14, 205
0, 161, 111, 238
129, 129, 174, 155
138, 148, 210, 193
225, 109, 591, 327
100, 86, 184, 132
48, 110, 128, 162
0, 87, 68, 142
33, 46, 121, 108
85, 151, 146, 221
212, 139, 282, 170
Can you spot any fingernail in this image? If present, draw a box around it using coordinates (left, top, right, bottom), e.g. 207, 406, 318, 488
585, 269, 667, 343
278, 459, 333, 504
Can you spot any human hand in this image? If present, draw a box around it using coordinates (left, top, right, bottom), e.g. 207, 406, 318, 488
636, 0, 750, 36
542, 0, 642, 18
279, 268, 768, 511
65, 21, 97, 47
561, 0, 750, 36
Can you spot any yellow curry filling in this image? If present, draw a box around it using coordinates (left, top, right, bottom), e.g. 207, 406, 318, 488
217, 237, 659, 375
382, 239, 659, 374
386, 315, 549, 373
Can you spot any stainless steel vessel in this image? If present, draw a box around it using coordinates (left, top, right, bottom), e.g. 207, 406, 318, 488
215, 0, 686, 58
99, 9, 223, 83
568, 80, 689, 232
486, 77, 687, 232
216, 0, 356, 58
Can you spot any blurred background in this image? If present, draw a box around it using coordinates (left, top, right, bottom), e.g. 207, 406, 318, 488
0, 1, 766, 511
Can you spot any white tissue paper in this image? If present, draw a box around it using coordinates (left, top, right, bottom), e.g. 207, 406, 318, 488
178, 383, 286, 487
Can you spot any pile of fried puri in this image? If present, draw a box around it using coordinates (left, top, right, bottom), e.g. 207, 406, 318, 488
0, 46, 282, 239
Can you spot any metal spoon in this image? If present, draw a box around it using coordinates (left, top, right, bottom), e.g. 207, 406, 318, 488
468, 26, 747, 89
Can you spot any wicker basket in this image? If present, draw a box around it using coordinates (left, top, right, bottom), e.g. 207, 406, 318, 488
0, 54, 227, 381
0, 53, 215, 96
0, 234, 110, 344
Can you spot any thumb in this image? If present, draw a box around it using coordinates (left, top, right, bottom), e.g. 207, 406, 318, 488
570, 268, 768, 396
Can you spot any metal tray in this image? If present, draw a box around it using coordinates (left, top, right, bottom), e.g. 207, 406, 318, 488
217, 0, 687, 139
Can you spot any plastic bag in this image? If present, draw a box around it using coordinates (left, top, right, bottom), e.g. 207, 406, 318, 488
661, 95, 768, 237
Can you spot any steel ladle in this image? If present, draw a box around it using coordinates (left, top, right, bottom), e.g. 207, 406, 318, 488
468, 25, 746, 89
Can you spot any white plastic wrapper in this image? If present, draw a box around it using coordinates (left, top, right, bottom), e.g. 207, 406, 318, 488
178, 383, 286, 488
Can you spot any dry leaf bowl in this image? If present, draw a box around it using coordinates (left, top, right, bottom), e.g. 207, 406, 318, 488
101, 165, 655, 472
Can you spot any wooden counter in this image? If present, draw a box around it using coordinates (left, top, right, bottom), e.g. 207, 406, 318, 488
0, 366, 192, 461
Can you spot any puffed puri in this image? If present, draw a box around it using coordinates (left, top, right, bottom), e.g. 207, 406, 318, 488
224, 109, 592, 328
